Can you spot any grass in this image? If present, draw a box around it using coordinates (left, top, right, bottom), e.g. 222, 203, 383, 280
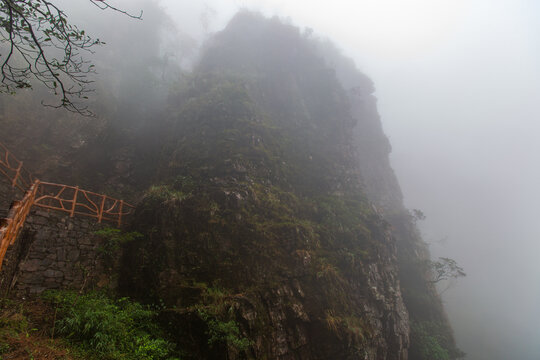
0, 298, 86, 359
42, 290, 180, 360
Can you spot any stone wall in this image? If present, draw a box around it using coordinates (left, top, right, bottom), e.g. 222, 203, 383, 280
2, 208, 119, 297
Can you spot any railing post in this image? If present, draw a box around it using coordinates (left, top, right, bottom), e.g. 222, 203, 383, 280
11, 181, 38, 245
71, 186, 79, 218
98, 196, 106, 223
0, 220, 11, 271
118, 200, 124, 227
0, 180, 39, 269
12, 161, 22, 188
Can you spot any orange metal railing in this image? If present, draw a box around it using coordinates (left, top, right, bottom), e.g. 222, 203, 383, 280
33, 181, 135, 227
0, 181, 39, 270
0, 142, 135, 270
0, 142, 34, 193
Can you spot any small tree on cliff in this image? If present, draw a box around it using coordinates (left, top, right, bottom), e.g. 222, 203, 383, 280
429, 257, 466, 284
0, 0, 141, 115
409, 209, 465, 284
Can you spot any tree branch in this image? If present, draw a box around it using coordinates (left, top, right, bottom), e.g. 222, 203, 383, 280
0, 0, 142, 116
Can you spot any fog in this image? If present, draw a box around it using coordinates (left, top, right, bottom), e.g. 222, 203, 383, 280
9, 0, 540, 358
154, 1, 540, 358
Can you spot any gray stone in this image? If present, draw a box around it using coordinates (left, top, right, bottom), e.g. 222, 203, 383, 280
28, 287, 46, 294
56, 248, 66, 261
34, 210, 51, 218
67, 249, 80, 261
43, 278, 61, 288
79, 237, 94, 246
23, 275, 45, 285
43, 269, 63, 278
40, 258, 53, 268
6, 205, 121, 300
19, 259, 41, 272
35, 230, 51, 240
31, 216, 48, 226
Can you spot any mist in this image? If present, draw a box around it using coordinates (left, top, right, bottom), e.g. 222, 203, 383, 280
377, 3, 540, 359
154, 1, 540, 358
2, 0, 539, 358
217, 1, 540, 359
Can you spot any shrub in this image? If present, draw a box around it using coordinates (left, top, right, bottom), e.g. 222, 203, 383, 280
410, 321, 450, 360
95, 228, 143, 257
43, 291, 179, 360
146, 185, 190, 203
197, 309, 251, 352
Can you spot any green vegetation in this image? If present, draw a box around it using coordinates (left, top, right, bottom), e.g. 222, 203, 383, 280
42, 291, 180, 360
95, 227, 143, 258
197, 309, 251, 352
0, 301, 35, 339
0, 12, 464, 359
146, 185, 193, 203
188, 284, 251, 352
116, 68, 393, 358
388, 209, 465, 359
410, 321, 453, 360
0, 298, 84, 359
428, 257, 466, 284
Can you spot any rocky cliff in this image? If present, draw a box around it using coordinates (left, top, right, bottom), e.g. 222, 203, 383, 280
0, 11, 460, 360
113, 13, 415, 359
114, 12, 460, 359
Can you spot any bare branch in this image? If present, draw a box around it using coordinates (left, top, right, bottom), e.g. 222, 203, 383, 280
89, 0, 142, 19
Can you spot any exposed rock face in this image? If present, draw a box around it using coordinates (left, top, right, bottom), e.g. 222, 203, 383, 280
119, 12, 411, 359
341, 53, 462, 360
0, 10, 461, 360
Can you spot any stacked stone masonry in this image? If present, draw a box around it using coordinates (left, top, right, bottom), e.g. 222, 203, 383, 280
1, 208, 114, 296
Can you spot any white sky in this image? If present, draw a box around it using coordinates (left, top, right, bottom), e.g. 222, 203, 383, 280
156, 1, 540, 359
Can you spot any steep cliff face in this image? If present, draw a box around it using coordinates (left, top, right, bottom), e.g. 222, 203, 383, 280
119, 13, 411, 359
330, 49, 462, 359
0, 11, 461, 360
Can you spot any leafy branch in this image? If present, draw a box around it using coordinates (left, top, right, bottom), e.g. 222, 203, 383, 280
428, 257, 466, 284
0, 0, 141, 115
